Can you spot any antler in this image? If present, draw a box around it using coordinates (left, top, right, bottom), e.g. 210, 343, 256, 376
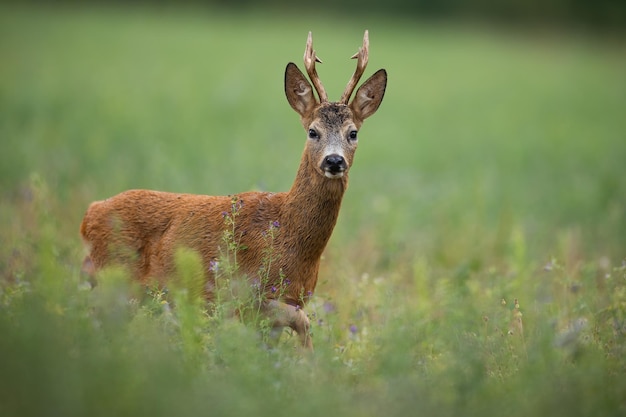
340, 30, 369, 104
303, 32, 328, 103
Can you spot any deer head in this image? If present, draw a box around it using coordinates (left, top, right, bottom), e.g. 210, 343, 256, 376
285, 31, 387, 180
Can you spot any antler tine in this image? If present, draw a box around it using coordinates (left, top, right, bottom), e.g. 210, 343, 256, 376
303, 31, 328, 103
340, 30, 370, 104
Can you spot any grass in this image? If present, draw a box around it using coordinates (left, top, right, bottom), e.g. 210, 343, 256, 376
1, 4, 625, 417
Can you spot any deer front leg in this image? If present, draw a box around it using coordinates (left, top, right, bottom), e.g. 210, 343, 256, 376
263, 299, 313, 351
81, 255, 98, 288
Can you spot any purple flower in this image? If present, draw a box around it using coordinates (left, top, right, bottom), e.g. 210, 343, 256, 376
271, 286, 277, 293
349, 324, 358, 335
272, 220, 280, 229
209, 259, 219, 273
323, 301, 336, 313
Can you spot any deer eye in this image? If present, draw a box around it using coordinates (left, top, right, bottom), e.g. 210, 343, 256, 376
308, 129, 319, 140
348, 130, 358, 141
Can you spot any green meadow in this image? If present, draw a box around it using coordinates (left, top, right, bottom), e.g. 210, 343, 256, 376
1, 5, 625, 417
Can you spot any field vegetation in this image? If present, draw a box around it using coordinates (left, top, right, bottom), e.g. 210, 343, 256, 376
1, 5, 625, 416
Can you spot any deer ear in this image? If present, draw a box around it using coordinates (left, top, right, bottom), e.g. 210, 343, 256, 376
285, 63, 317, 119
350, 69, 387, 122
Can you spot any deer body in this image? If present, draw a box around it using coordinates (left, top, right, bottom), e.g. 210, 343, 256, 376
81, 158, 344, 306
80, 32, 386, 349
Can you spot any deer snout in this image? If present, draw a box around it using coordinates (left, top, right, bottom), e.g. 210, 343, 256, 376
321, 154, 347, 178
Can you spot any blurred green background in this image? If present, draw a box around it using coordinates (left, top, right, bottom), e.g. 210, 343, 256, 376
1, 3, 625, 417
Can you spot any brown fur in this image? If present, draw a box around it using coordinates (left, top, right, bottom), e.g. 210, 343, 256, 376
80, 33, 387, 350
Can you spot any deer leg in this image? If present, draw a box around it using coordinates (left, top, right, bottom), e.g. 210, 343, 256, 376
81, 255, 98, 288
263, 299, 313, 351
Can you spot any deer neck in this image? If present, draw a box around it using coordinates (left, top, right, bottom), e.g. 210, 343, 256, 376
282, 150, 348, 260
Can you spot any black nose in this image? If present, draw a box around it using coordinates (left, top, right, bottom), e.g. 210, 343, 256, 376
322, 154, 347, 174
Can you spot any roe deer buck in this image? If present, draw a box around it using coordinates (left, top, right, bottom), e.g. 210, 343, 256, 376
80, 31, 387, 350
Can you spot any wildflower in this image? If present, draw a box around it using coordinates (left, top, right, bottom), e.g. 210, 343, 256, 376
221, 211, 229, 218
272, 220, 280, 229
209, 259, 219, 273
349, 324, 358, 335
543, 258, 557, 271
231, 198, 244, 211
271, 286, 277, 293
